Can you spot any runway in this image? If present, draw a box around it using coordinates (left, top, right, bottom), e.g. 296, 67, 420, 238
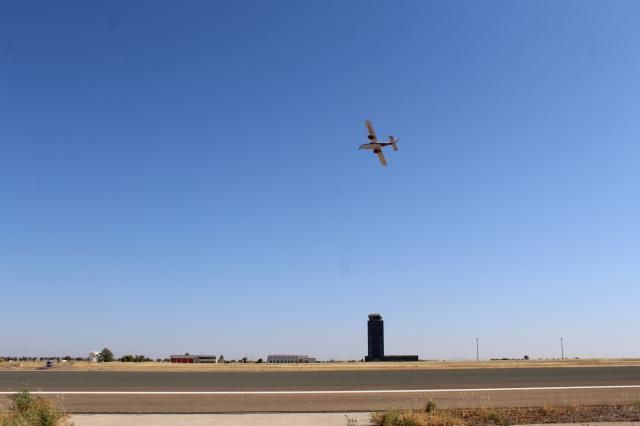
1, 367, 639, 413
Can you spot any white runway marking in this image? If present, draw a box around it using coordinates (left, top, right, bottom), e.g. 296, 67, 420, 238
2, 385, 640, 395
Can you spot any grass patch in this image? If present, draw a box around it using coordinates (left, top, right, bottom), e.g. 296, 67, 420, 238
0, 390, 71, 426
371, 403, 640, 426
5, 358, 640, 372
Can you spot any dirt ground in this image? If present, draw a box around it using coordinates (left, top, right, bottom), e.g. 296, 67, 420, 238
2, 358, 640, 372
370, 404, 640, 426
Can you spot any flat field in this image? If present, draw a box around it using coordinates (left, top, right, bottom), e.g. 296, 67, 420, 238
2, 358, 640, 372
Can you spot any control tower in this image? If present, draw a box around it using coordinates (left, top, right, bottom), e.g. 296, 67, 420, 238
366, 313, 384, 361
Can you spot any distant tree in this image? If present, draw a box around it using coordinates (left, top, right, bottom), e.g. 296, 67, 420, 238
156, 358, 162, 362
63, 356, 72, 362
256, 358, 263, 363
241, 357, 248, 363
98, 348, 114, 362
119, 354, 151, 362
524, 355, 530, 360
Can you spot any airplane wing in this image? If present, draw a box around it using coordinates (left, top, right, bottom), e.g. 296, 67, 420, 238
375, 149, 387, 166
365, 120, 377, 142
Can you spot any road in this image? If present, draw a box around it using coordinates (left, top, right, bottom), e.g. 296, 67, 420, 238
1, 367, 640, 413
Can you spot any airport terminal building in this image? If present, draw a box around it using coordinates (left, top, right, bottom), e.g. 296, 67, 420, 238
170, 354, 217, 363
267, 355, 316, 363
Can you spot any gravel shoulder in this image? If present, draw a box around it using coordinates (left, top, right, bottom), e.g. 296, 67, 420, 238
70, 413, 373, 426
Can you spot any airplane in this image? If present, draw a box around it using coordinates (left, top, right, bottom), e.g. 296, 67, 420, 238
359, 120, 399, 166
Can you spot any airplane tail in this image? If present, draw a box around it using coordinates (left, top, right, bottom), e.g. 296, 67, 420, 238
389, 136, 399, 151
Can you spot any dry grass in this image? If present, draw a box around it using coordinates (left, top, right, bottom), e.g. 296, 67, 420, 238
371, 402, 640, 426
2, 358, 640, 372
372, 410, 461, 426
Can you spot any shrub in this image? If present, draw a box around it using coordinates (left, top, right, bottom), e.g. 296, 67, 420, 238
0, 390, 71, 426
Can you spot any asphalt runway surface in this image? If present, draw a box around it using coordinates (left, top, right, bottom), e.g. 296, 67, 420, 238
1, 367, 640, 413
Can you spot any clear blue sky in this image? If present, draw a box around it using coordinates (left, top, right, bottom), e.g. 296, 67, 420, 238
1, 1, 639, 360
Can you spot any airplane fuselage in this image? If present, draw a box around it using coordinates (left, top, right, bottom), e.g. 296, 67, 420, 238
359, 142, 394, 150
359, 143, 382, 150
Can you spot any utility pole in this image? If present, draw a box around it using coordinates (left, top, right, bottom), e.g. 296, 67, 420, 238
560, 337, 564, 360
476, 337, 479, 362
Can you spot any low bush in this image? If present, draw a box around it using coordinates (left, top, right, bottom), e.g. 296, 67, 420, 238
0, 390, 71, 426
371, 410, 462, 426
